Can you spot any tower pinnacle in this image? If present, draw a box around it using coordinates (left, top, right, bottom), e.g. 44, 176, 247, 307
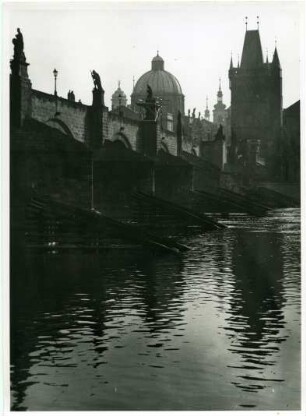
204, 96, 210, 121
272, 46, 281, 68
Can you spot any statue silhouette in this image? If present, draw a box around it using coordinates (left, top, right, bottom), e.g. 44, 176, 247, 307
146, 85, 153, 102
12, 28, 24, 59
91, 70, 102, 91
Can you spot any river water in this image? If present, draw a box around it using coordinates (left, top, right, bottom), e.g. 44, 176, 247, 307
10, 208, 301, 411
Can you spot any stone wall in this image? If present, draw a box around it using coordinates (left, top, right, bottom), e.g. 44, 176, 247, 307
10, 119, 91, 220
31, 90, 89, 143
160, 130, 177, 155
108, 113, 139, 150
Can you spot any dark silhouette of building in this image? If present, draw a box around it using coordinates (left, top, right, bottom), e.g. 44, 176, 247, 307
281, 101, 300, 182
228, 27, 282, 177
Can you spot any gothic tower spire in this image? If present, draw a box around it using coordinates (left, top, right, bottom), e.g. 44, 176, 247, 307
240, 20, 263, 69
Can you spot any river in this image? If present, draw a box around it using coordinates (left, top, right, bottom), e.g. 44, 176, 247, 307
10, 208, 300, 411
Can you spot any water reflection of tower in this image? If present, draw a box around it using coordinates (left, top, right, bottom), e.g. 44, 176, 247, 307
224, 231, 287, 392
230, 231, 285, 340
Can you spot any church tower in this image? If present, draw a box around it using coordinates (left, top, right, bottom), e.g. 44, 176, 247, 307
204, 97, 210, 121
213, 79, 227, 125
111, 81, 127, 110
228, 22, 282, 173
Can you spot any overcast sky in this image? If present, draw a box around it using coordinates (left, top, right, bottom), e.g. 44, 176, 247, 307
4, 1, 302, 113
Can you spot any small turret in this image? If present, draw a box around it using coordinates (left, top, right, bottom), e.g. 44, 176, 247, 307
272, 47, 281, 69
229, 55, 233, 70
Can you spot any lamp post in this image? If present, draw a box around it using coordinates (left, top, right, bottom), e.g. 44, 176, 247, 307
53, 68, 58, 95
53, 68, 60, 116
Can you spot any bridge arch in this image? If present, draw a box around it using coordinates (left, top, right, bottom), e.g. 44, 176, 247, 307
46, 118, 75, 139
160, 139, 170, 154
112, 131, 132, 150
191, 147, 198, 156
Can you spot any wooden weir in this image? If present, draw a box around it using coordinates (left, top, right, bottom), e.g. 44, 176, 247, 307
27, 195, 191, 255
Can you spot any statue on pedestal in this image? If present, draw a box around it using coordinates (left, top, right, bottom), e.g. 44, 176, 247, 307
136, 84, 160, 121
12, 28, 24, 59
91, 70, 102, 92
144, 85, 157, 120
91, 70, 104, 106
146, 85, 153, 102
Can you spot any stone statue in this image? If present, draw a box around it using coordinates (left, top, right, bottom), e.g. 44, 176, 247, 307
188, 109, 190, 117
136, 84, 158, 120
143, 84, 155, 120
12, 28, 24, 58
192, 108, 196, 118
68, 90, 76, 102
91, 70, 102, 91
146, 84, 153, 102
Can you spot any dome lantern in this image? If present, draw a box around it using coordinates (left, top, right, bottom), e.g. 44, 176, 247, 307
152, 51, 164, 71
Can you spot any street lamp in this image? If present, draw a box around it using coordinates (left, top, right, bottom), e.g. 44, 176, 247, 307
53, 68, 60, 116
53, 68, 58, 96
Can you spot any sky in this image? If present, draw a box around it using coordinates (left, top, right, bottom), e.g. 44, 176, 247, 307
3, 1, 303, 114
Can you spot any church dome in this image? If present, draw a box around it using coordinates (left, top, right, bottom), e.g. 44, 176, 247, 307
111, 82, 127, 110
133, 53, 183, 96
112, 82, 127, 100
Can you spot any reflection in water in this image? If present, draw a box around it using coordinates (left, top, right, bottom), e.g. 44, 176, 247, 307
10, 209, 300, 411
226, 232, 286, 392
